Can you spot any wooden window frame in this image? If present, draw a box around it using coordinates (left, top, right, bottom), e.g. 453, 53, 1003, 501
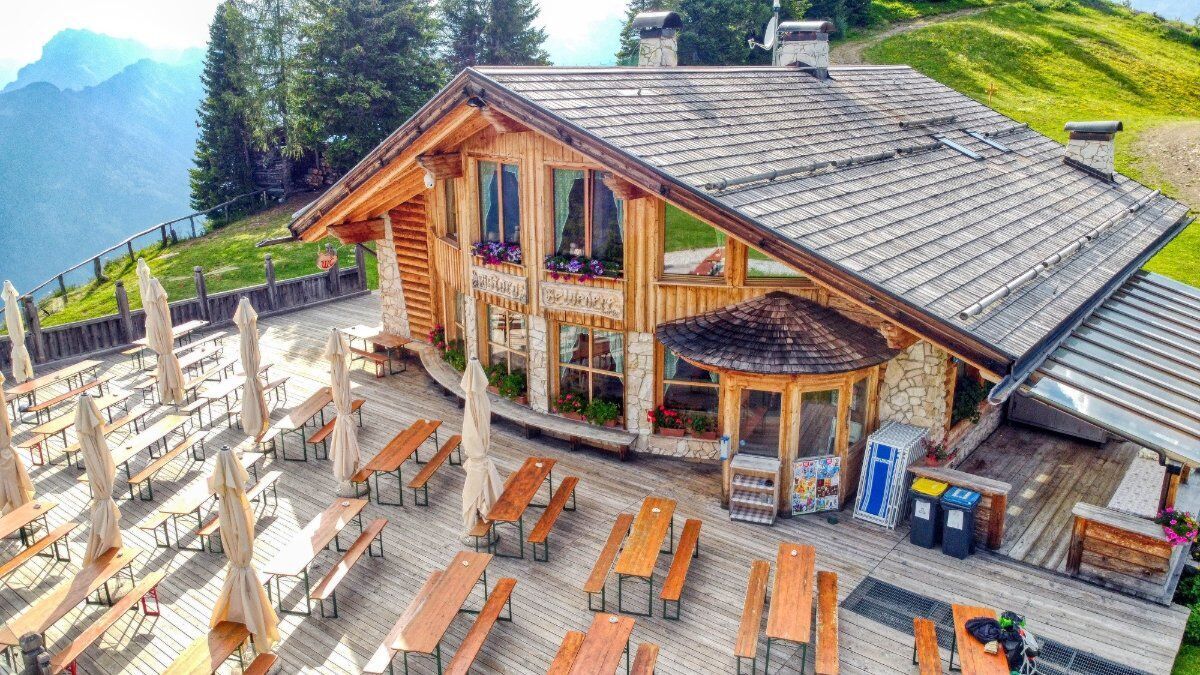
548, 166, 625, 273
658, 200, 730, 285
477, 159, 521, 246
443, 178, 459, 243
552, 320, 625, 417
482, 304, 528, 375
656, 342, 721, 431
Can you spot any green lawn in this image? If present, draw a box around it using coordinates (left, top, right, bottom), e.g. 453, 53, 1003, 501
863, 0, 1200, 284
1176, 644, 1200, 675
37, 199, 377, 328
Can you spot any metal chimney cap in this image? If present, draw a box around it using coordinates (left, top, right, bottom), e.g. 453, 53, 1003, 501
778, 20, 835, 34
1064, 121, 1123, 133
632, 11, 683, 32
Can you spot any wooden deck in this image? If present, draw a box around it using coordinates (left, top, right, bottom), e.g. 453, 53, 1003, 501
957, 424, 1139, 572
0, 293, 1187, 674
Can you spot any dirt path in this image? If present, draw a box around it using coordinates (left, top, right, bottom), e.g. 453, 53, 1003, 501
830, 7, 990, 65
1133, 121, 1200, 209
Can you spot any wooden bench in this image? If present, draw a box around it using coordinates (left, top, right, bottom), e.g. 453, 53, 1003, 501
350, 346, 393, 378
407, 434, 462, 506
48, 570, 164, 674
547, 630, 586, 675
126, 432, 205, 501
660, 518, 702, 619
162, 620, 252, 674
735, 559, 770, 675
912, 617, 941, 675
310, 517, 388, 618
816, 570, 839, 675
363, 570, 444, 674
443, 577, 517, 675
264, 376, 289, 410
305, 398, 366, 458
18, 433, 49, 466
27, 376, 111, 423
350, 420, 440, 506
631, 643, 660, 675
585, 512, 634, 611
528, 476, 579, 562
197, 470, 283, 552
244, 653, 277, 675
177, 346, 221, 375
0, 522, 76, 578
60, 405, 151, 467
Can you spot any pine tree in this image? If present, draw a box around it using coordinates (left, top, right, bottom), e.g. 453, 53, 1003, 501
442, 0, 488, 72
190, 1, 258, 212
297, 0, 448, 174
483, 0, 550, 65
238, 0, 306, 179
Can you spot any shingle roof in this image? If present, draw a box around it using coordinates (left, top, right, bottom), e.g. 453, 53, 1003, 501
656, 291, 897, 375
476, 66, 1191, 361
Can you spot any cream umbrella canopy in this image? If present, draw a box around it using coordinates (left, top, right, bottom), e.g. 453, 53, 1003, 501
323, 330, 361, 493
0, 373, 34, 515
2, 281, 34, 383
208, 446, 280, 652
460, 357, 503, 535
76, 393, 122, 563
233, 298, 269, 441
135, 258, 158, 348
145, 278, 186, 404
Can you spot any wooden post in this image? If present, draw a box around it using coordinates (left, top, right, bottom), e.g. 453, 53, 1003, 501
1160, 464, 1183, 512
93, 256, 103, 282
355, 244, 367, 290
326, 243, 341, 295
57, 275, 67, 297
160, 224, 168, 246
189, 215, 197, 238
264, 254, 278, 310
127, 241, 135, 262
1066, 515, 1088, 575
21, 295, 44, 362
193, 266, 210, 321
986, 493, 1007, 550
115, 281, 133, 341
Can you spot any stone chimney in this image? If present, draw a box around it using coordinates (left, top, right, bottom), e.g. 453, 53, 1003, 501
633, 11, 682, 67
775, 20, 835, 78
1063, 121, 1123, 179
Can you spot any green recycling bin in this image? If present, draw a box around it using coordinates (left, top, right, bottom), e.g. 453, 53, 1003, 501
940, 487, 981, 559
909, 477, 949, 548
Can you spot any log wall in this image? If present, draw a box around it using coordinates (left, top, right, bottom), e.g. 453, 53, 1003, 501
1067, 502, 1187, 605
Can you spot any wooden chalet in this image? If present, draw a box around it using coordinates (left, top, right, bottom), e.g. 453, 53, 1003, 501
289, 14, 1199, 546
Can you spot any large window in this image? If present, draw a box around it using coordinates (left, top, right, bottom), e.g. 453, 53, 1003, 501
739, 390, 782, 457
747, 244, 804, 280
848, 377, 869, 446
557, 324, 624, 414
662, 204, 726, 278
798, 389, 839, 458
551, 169, 624, 274
480, 161, 520, 245
448, 292, 468, 342
662, 347, 719, 426
443, 180, 458, 240
485, 305, 527, 375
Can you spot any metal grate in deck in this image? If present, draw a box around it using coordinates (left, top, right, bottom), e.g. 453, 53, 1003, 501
842, 577, 1151, 675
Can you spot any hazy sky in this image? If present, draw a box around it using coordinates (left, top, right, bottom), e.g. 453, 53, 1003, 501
0, 0, 627, 79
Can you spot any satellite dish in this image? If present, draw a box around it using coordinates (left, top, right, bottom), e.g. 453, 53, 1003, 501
762, 15, 778, 50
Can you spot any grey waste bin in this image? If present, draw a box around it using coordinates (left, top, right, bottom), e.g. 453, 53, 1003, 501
909, 477, 949, 549
940, 487, 981, 559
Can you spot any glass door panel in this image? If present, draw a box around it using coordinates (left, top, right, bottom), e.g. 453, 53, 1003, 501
739, 389, 783, 457
798, 389, 839, 458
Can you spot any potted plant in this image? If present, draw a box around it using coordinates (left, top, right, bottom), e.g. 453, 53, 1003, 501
430, 325, 448, 354
472, 241, 523, 266
441, 339, 466, 372
555, 391, 585, 420
485, 362, 506, 394
648, 405, 686, 437
584, 399, 621, 428
921, 438, 950, 466
689, 414, 718, 440
1156, 507, 1200, 546
499, 370, 527, 405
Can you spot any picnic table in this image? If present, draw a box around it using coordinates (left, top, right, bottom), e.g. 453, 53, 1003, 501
764, 542, 815, 673
343, 324, 411, 376
162, 620, 253, 675
559, 613, 636, 675
950, 605, 1012, 674
132, 319, 209, 349
3, 359, 102, 413
0, 499, 56, 548
391, 551, 493, 670
28, 391, 132, 455
269, 386, 333, 460
151, 450, 264, 549
484, 457, 555, 558
0, 546, 142, 670
99, 413, 190, 474
614, 496, 677, 616
352, 419, 441, 505
264, 498, 368, 615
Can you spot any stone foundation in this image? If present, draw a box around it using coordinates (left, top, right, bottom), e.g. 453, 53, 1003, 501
624, 332, 655, 450
378, 214, 410, 337
946, 401, 1004, 467
879, 340, 951, 441
644, 434, 721, 462
527, 316, 550, 414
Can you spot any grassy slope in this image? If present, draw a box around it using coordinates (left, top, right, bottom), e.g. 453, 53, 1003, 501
40, 198, 377, 327
862, 1, 1200, 284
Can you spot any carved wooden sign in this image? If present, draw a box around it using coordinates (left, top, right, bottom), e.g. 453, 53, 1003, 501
471, 265, 528, 304
540, 281, 624, 320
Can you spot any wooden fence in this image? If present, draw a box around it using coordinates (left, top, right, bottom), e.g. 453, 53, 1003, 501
0, 244, 369, 371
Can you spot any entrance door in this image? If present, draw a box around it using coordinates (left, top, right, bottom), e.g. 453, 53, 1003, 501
738, 389, 784, 456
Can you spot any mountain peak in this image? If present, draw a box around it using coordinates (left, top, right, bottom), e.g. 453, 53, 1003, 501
3, 29, 157, 93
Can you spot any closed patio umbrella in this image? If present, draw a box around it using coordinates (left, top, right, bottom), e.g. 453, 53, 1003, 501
0, 373, 34, 515
460, 357, 502, 536
233, 298, 268, 441
2, 281, 34, 383
145, 278, 185, 404
323, 330, 360, 493
76, 393, 122, 563
135, 258, 158, 347
209, 445, 279, 652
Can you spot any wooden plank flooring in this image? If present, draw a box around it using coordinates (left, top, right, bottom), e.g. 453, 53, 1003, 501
0, 293, 1186, 674
957, 424, 1138, 572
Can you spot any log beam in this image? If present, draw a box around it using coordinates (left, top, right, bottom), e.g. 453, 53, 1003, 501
417, 152, 463, 181
602, 173, 648, 201
328, 217, 386, 244
479, 105, 529, 134
879, 322, 918, 351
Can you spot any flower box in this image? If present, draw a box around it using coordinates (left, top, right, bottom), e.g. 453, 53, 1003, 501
472, 241, 523, 266
562, 411, 584, 421
544, 253, 622, 283
659, 427, 686, 437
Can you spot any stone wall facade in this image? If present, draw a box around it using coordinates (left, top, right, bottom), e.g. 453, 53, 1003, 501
947, 399, 1004, 467
624, 332, 655, 450
879, 340, 952, 442
638, 36, 678, 67
527, 315, 550, 413
644, 434, 721, 463
1066, 137, 1115, 177
463, 297, 479, 359
377, 214, 410, 337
